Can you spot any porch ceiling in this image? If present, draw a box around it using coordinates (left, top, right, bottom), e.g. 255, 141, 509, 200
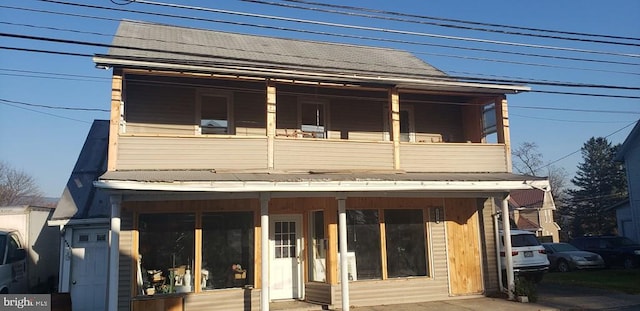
95, 170, 548, 193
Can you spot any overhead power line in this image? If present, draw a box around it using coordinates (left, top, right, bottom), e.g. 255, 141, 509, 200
38, 0, 640, 60
243, 0, 640, 47
126, 0, 640, 59
3, 32, 640, 95
4, 5, 640, 72
281, 0, 640, 43
0, 98, 110, 112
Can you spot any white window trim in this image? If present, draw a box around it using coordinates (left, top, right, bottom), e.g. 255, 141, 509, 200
196, 90, 234, 135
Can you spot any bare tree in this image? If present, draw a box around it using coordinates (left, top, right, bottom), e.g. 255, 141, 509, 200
0, 161, 45, 206
512, 142, 544, 176
511, 142, 569, 203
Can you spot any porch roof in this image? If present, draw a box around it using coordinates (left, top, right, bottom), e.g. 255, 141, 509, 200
94, 20, 529, 94
95, 170, 548, 193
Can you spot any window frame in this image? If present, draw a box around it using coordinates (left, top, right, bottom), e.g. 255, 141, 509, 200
297, 98, 329, 138
197, 90, 234, 135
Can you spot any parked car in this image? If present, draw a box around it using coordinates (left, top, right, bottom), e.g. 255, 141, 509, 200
499, 229, 549, 283
542, 242, 605, 272
0, 229, 27, 293
569, 235, 640, 269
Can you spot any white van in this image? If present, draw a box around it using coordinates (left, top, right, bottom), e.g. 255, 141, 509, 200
0, 229, 27, 293
499, 229, 549, 283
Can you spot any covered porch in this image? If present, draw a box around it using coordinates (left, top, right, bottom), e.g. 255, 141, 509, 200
97, 171, 547, 311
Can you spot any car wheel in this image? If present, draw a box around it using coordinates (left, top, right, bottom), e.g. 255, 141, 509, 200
623, 257, 635, 269
557, 260, 571, 272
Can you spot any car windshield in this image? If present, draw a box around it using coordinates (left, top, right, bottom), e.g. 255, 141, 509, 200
511, 234, 540, 247
609, 237, 639, 247
550, 243, 579, 252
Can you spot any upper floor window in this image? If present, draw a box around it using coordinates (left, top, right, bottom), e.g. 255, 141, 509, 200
299, 100, 327, 138
399, 108, 414, 142
200, 93, 233, 135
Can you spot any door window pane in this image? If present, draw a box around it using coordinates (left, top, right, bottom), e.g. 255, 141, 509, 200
346, 210, 381, 280
275, 221, 296, 259
139, 213, 195, 294
385, 209, 428, 278
202, 212, 253, 290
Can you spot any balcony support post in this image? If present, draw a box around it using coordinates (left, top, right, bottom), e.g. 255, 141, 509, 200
496, 96, 512, 172
389, 87, 401, 170
266, 80, 277, 170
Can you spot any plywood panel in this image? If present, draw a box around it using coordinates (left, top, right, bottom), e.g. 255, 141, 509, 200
445, 198, 483, 295
400, 143, 507, 172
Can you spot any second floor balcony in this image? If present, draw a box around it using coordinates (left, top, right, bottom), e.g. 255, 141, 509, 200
110, 73, 512, 174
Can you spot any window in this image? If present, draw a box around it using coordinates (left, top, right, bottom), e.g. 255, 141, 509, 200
309, 211, 326, 282
399, 107, 415, 142
299, 101, 326, 138
384, 209, 427, 277
201, 94, 232, 134
201, 212, 254, 290
139, 213, 195, 294
346, 210, 381, 280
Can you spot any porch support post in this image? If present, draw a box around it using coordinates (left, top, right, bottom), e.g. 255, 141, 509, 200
337, 195, 350, 311
501, 195, 515, 300
107, 194, 122, 311
496, 96, 512, 172
260, 193, 270, 311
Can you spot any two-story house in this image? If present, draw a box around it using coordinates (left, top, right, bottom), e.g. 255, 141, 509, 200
509, 189, 560, 242
55, 20, 551, 311
614, 121, 640, 242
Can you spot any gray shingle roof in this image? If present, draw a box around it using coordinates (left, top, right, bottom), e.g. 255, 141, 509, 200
104, 20, 447, 79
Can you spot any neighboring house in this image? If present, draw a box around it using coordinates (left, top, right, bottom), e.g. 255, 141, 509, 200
65, 20, 550, 311
0, 205, 59, 292
508, 189, 560, 242
614, 120, 640, 243
48, 120, 110, 310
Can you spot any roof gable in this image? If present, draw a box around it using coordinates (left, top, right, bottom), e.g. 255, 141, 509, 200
615, 120, 640, 161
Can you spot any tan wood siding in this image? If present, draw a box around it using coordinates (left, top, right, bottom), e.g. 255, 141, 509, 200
334, 278, 450, 307
329, 99, 385, 141
400, 143, 508, 172
305, 282, 332, 305
118, 211, 133, 311
125, 83, 196, 135
445, 198, 483, 295
413, 103, 465, 143
116, 136, 268, 170
274, 139, 394, 171
183, 289, 259, 311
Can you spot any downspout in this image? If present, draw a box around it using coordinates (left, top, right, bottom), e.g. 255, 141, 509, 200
107, 194, 122, 311
493, 207, 504, 293
501, 195, 515, 300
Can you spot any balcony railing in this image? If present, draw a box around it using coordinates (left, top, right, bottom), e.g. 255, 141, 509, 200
115, 135, 508, 173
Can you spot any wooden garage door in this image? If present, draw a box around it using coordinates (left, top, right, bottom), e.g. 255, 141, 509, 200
445, 198, 483, 295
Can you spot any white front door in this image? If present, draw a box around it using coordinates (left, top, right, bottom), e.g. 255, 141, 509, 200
71, 228, 109, 311
269, 215, 303, 300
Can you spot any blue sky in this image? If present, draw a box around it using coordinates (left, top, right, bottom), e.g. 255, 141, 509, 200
1, 0, 639, 197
